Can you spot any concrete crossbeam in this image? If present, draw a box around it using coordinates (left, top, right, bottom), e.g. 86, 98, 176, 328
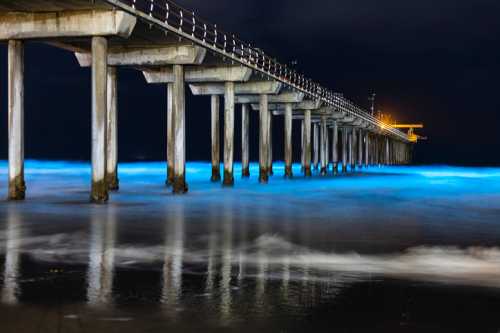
0, 10, 136, 40
252, 99, 322, 111
76, 45, 207, 67
189, 81, 282, 96
144, 65, 251, 83
236, 92, 305, 104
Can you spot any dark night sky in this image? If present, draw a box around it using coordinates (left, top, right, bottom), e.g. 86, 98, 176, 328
1, 0, 499, 165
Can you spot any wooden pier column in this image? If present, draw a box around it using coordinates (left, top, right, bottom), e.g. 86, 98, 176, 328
332, 121, 338, 175
304, 109, 312, 177
106, 66, 119, 191
259, 94, 269, 183
241, 103, 250, 178
7, 40, 25, 200
166, 83, 174, 186
284, 103, 293, 178
358, 129, 363, 169
91, 36, 109, 203
313, 123, 319, 170
320, 116, 327, 175
223, 82, 235, 186
268, 113, 274, 176
211, 95, 221, 182
341, 128, 348, 173
172, 64, 188, 194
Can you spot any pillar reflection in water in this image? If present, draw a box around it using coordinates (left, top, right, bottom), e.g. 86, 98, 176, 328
219, 199, 233, 324
205, 204, 218, 299
255, 208, 269, 311
161, 203, 184, 315
87, 206, 116, 306
2, 206, 22, 304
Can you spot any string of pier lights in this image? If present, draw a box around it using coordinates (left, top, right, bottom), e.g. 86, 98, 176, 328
108, 0, 409, 141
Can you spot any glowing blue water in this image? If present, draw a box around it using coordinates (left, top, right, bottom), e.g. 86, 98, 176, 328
1, 160, 500, 286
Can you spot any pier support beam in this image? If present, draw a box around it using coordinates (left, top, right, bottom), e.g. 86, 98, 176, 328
358, 129, 363, 169
172, 65, 187, 194
7, 40, 25, 201
326, 128, 330, 169
342, 128, 348, 173
352, 128, 358, 171
348, 129, 354, 172
211, 95, 221, 182
385, 137, 390, 166
223, 82, 235, 186
91, 36, 109, 203
332, 121, 338, 175
301, 120, 305, 172
284, 103, 293, 178
313, 123, 319, 170
241, 104, 250, 178
365, 132, 369, 168
268, 114, 274, 176
320, 116, 327, 175
166, 84, 174, 186
304, 110, 312, 177
106, 66, 119, 191
259, 95, 269, 183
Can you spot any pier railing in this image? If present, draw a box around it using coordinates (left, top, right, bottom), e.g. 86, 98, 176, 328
104, 0, 409, 141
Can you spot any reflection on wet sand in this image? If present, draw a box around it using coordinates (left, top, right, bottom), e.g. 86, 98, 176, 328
161, 204, 184, 316
219, 200, 233, 324
1, 206, 21, 304
87, 206, 116, 306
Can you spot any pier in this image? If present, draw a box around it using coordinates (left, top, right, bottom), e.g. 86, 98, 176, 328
0, 0, 417, 203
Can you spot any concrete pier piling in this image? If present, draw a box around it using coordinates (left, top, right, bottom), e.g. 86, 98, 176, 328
342, 128, 348, 173
90, 36, 109, 203
326, 127, 330, 170
304, 110, 312, 177
320, 116, 327, 175
385, 137, 390, 166
301, 120, 305, 172
7, 40, 25, 201
348, 129, 354, 172
210, 95, 221, 182
268, 114, 274, 176
364, 132, 369, 168
313, 123, 319, 170
332, 121, 339, 175
358, 129, 363, 169
106, 66, 119, 191
284, 103, 293, 178
166, 83, 175, 186
223, 82, 235, 186
172, 65, 188, 194
241, 104, 250, 178
259, 94, 269, 183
